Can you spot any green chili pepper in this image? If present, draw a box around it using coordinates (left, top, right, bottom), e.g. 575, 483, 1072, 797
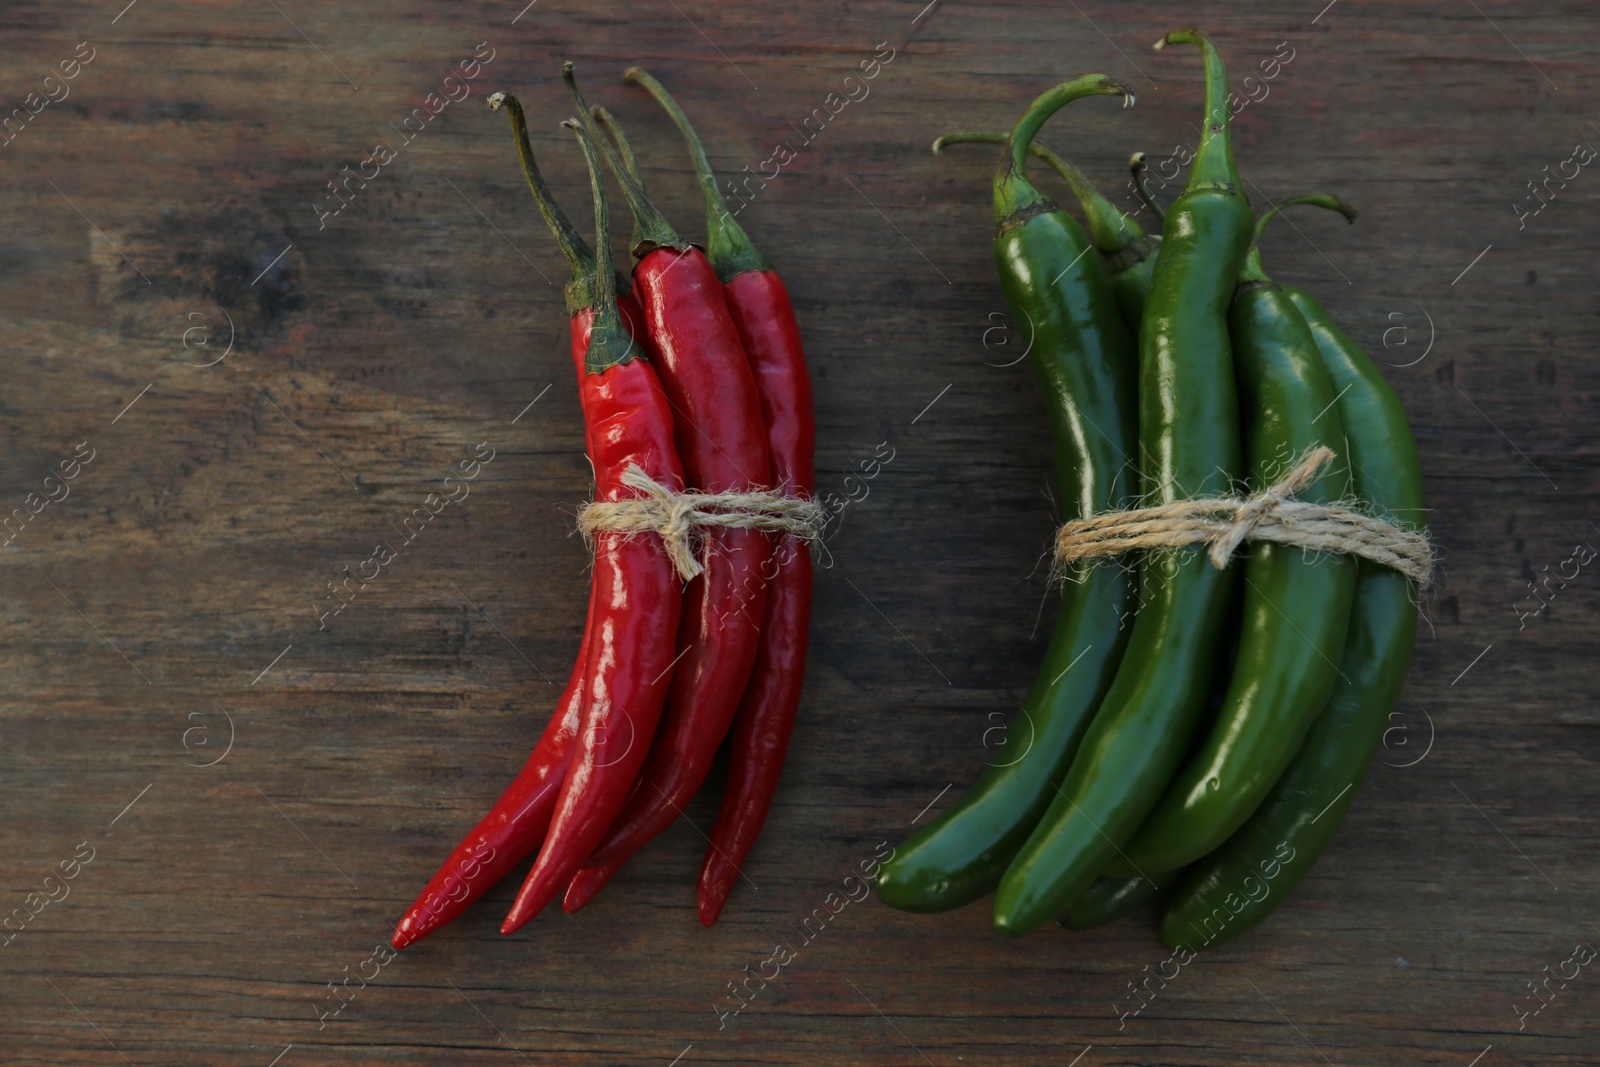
1063, 867, 1184, 930
1063, 616, 1237, 928
993, 27, 1253, 937
1161, 219, 1425, 951
875, 76, 1138, 915
932, 129, 1159, 334
1108, 194, 1359, 877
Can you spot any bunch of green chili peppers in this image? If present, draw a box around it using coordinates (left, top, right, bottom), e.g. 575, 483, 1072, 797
876, 28, 1426, 950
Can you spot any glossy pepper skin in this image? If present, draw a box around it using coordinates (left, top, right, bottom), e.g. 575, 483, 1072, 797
993, 28, 1252, 936
391, 93, 639, 950
500, 116, 687, 936
553, 103, 672, 921
556, 65, 775, 881
932, 128, 1160, 335
601, 67, 819, 926
874, 76, 1139, 915
1161, 280, 1425, 951
1063, 625, 1236, 929
927, 124, 1176, 923
1111, 196, 1359, 876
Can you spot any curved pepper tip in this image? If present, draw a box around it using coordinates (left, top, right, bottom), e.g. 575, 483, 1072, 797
990, 884, 1050, 937
1156, 910, 1194, 953
500, 887, 539, 936
562, 863, 615, 913
989, 909, 1034, 938
697, 878, 730, 927
870, 862, 955, 915
869, 862, 908, 908
502, 871, 556, 934
390, 904, 433, 950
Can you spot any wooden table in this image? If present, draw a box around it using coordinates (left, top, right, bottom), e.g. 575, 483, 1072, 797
2, 1, 1595, 1063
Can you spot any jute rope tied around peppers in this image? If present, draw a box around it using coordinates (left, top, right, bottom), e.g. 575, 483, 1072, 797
578, 463, 827, 581
1054, 446, 1434, 587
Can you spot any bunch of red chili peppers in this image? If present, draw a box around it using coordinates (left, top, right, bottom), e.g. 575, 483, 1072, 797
876, 29, 1428, 950
391, 64, 815, 949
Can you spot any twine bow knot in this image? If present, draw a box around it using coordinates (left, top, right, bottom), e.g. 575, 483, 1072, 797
1054, 447, 1434, 586
578, 463, 827, 580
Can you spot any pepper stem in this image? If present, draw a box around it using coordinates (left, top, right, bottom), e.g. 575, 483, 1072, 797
934, 128, 1143, 252
624, 66, 769, 282
562, 62, 686, 255
592, 106, 644, 187
563, 117, 639, 374
1129, 152, 1166, 225
995, 75, 1133, 225
591, 105, 645, 249
1239, 193, 1358, 285
1154, 28, 1241, 194
489, 91, 596, 313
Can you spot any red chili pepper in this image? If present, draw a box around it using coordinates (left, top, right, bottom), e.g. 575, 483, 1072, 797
566, 265, 816, 925
392, 602, 589, 950
559, 297, 809, 925
391, 93, 661, 949
499, 113, 688, 936
561, 852, 616, 912
541, 65, 774, 892
585, 70, 816, 927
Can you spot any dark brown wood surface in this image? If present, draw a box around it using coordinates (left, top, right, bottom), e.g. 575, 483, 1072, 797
1, 1, 1596, 1063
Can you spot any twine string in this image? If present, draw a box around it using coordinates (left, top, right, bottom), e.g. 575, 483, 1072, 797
578, 463, 826, 580
1054, 447, 1433, 586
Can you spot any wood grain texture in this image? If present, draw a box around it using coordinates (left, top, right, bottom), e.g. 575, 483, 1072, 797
1, 1, 1597, 1064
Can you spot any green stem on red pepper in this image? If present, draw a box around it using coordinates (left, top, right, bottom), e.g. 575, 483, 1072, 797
622, 67, 769, 282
